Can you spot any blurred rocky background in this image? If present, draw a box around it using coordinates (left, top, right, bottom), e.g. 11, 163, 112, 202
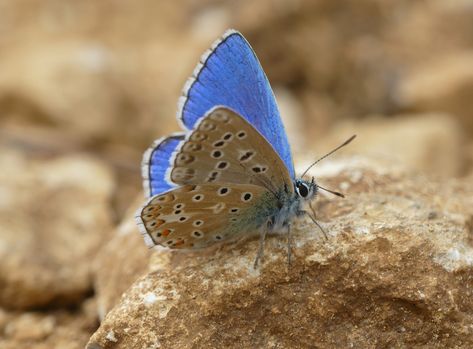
1, 0, 473, 348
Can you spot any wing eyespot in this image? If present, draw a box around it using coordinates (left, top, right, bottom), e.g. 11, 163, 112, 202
183, 142, 202, 152
187, 185, 200, 192
156, 194, 175, 203
199, 120, 216, 131
216, 161, 229, 170
190, 132, 207, 142
207, 171, 220, 182
237, 131, 247, 139
148, 219, 165, 228
176, 153, 195, 165
172, 168, 195, 181
210, 111, 229, 123
213, 140, 226, 148
145, 206, 156, 213
157, 228, 172, 238
192, 194, 204, 202
239, 151, 254, 162
218, 187, 230, 196
192, 230, 204, 238
251, 165, 268, 174
241, 192, 253, 202
211, 150, 223, 159
193, 220, 204, 227
222, 132, 233, 141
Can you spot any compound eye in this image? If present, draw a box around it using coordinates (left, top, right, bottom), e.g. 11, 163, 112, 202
297, 183, 309, 198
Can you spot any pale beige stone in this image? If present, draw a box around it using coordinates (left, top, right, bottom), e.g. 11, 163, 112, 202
0, 149, 114, 309
396, 52, 473, 134
0, 298, 98, 349
304, 113, 466, 178
88, 158, 473, 348
93, 197, 154, 320
4, 313, 55, 341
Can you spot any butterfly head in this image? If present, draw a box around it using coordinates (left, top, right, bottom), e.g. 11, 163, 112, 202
294, 177, 318, 202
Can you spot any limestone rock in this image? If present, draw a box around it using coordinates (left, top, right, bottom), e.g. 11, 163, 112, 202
305, 113, 466, 178
468, 142, 473, 176
93, 198, 154, 320
0, 2, 199, 151
87, 158, 473, 348
0, 298, 98, 349
395, 52, 473, 135
0, 149, 114, 309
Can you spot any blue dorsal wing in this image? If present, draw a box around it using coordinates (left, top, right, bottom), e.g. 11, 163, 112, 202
177, 29, 295, 178
142, 133, 185, 197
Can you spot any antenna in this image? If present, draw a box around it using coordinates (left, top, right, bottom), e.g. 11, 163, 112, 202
317, 184, 345, 198
300, 135, 356, 178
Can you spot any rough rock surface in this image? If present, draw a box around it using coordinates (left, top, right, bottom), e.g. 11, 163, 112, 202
87, 158, 473, 348
0, 149, 114, 309
2, 1, 473, 348
92, 198, 154, 319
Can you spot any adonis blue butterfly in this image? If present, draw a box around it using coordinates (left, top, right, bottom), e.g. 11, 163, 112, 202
135, 29, 354, 267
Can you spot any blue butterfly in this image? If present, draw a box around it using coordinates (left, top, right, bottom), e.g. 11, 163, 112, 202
136, 29, 354, 267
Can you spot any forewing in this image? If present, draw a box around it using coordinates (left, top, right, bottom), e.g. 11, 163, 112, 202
135, 183, 276, 249
169, 107, 293, 194
177, 30, 295, 177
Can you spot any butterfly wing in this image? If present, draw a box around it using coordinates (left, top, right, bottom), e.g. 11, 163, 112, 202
141, 133, 185, 197
177, 30, 295, 178
136, 183, 277, 249
168, 107, 293, 195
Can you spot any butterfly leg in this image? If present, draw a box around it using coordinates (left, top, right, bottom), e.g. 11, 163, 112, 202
286, 222, 292, 266
254, 220, 273, 269
254, 227, 267, 269
297, 210, 328, 240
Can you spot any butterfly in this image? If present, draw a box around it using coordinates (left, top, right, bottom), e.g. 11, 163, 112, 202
135, 29, 355, 267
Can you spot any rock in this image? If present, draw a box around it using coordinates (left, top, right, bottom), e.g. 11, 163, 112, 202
2, 0, 473, 149
92, 89, 307, 323
0, 1, 200, 151
0, 148, 114, 309
241, 0, 399, 121
395, 52, 473, 136
304, 113, 466, 178
93, 197, 154, 320
468, 142, 473, 176
232, 0, 473, 134
0, 39, 180, 150
4, 313, 55, 341
87, 157, 473, 348
0, 298, 98, 349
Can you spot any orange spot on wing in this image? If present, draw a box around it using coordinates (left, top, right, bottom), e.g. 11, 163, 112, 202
161, 229, 171, 237
174, 240, 185, 247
